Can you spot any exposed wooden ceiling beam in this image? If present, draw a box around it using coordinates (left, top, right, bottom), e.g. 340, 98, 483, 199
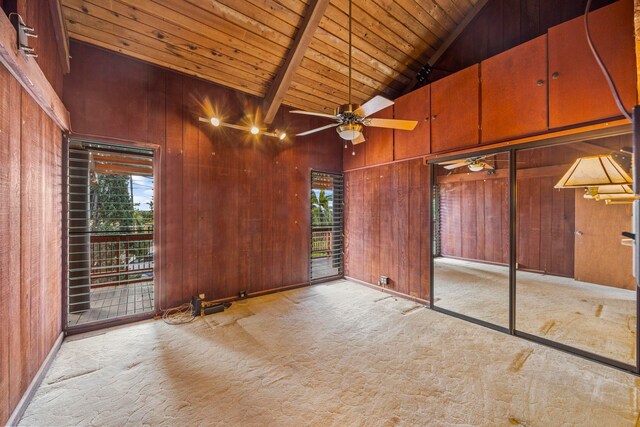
262, 0, 330, 124
401, 0, 489, 96
48, 0, 70, 73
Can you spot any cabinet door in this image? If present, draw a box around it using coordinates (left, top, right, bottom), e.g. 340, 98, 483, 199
431, 64, 480, 153
481, 35, 548, 144
548, 0, 635, 128
365, 105, 394, 166
394, 85, 430, 160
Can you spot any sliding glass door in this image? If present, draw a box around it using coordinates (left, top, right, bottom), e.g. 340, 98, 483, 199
431, 152, 511, 330
515, 137, 636, 369
430, 133, 638, 372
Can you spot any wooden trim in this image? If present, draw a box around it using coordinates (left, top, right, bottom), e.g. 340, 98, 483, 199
6, 333, 64, 426
48, 0, 70, 74
425, 119, 632, 162
345, 276, 430, 306
401, 0, 489, 95
344, 120, 631, 173
0, 11, 70, 130
262, 0, 330, 124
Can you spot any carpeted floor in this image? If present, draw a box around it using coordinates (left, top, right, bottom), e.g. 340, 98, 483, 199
434, 257, 636, 365
20, 280, 640, 426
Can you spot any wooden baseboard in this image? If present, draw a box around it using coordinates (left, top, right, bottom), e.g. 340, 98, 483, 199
7, 332, 64, 426
345, 276, 430, 305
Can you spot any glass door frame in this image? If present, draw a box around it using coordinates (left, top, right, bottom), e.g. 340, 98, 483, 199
63, 136, 162, 334
428, 120, 639, 375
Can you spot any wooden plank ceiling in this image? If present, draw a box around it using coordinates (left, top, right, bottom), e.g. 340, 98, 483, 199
60, 0, 482, 115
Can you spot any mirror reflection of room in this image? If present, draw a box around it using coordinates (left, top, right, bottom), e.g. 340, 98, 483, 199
516, 136, 636, 366
433, 152, 510, 328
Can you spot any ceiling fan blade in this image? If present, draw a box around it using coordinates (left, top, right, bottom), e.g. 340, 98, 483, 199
444, 162, 469, 170
355, 95, 394, 117
290, 110, 338, 120
296, 123, 339, 136
352, 134, 366, 145
366, 117, 418, 130
483, 163, 495, 170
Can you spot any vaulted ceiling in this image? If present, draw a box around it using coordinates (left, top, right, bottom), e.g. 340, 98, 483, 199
60, 0, 484, 119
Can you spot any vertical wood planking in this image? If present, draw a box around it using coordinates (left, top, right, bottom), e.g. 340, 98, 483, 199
180, 77, 200, 300
163, 73, 184, 308
344, 159, 431, 300
0, 66, 20, 424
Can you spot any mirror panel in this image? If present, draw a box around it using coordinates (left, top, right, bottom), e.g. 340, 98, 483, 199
432, 152, 510, 328
515, 136, 636, 366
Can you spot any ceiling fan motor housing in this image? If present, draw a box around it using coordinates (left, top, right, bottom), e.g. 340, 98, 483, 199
336, 103, 361, 117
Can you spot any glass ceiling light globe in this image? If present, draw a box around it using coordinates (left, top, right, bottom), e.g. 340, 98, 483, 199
468, 163, 484, 172
337, 123, 363, 141
250, 126, 260, 135
210, 117, 220, 127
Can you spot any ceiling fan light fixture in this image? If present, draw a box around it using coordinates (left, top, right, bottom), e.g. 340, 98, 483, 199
468, 163, 484, 172
337, 123, 362, 141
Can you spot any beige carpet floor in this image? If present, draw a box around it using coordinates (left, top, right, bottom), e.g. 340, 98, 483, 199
20, 280, 640, 426
434, 257, 636, 365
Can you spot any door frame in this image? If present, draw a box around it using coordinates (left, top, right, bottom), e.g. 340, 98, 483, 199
63, 134, 162, 335
427, 120, 639, 374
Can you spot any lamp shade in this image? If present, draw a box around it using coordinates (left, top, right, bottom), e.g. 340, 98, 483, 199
555, 155, 632, 188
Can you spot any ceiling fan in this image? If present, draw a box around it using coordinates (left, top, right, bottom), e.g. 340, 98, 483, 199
291, 0, 418, 145
440, 156, 499, 172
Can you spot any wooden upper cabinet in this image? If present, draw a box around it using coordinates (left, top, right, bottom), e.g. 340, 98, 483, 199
364, 105, 394, 166
481, 35, 548, 144
431, 64, 480, 153
548, 0, 636, 129
393, 84, 430, 160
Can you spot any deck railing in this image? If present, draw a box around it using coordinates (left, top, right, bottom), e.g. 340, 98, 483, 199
311, 227, 333, 258
90, 233, 153, 287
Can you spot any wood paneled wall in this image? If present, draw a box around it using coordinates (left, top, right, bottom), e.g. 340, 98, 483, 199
430, 0, 614, 80
439, 177, 510, 264
0, 62, 62, 427
436, 169, 575, 277
63, 41, 343, 309
344, 159, 430, 301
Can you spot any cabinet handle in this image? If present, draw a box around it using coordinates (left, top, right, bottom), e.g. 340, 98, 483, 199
552, 72, 560, 79
537, 79, 545, 86
431, 115, 437, 120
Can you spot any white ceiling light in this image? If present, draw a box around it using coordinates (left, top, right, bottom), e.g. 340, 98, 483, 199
468, 163, 484, 172
336, 123, 362, 141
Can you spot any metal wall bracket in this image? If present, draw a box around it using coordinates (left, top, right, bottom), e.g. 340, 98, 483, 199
9, 13, 38, 58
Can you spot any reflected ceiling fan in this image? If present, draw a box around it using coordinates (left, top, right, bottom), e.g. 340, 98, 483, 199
291, 0, 417, 145
441, 156, 498, 172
